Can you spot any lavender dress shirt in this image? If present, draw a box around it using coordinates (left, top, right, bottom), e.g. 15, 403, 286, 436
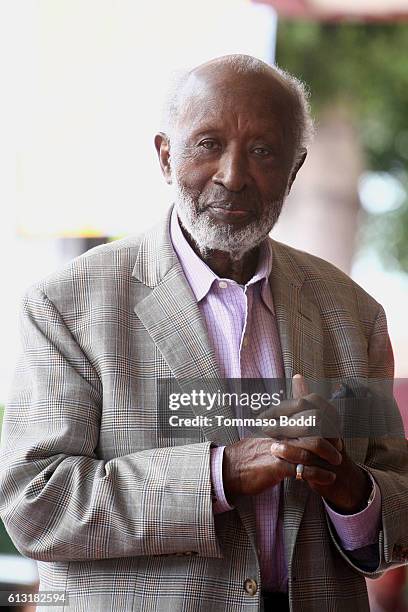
170, 206, 381, 592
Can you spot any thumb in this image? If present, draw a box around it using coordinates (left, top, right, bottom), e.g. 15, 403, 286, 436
292, 374, 309, 400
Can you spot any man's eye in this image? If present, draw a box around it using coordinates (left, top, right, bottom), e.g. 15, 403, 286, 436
199, 139, 219, 150
253, 147, 271, 157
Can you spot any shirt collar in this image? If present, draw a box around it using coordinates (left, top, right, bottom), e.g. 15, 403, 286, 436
170, 206, 275, 313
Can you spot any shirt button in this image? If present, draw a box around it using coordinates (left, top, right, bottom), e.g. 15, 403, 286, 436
244, 578, 258, 596
218, 281, 228, 289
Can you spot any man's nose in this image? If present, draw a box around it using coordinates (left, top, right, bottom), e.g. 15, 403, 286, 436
212, 147, 249, 192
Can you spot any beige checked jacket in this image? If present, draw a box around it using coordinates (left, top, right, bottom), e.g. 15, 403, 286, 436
0, 206, 407, 612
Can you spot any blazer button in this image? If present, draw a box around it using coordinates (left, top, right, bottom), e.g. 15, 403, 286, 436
244, 578, 258, 596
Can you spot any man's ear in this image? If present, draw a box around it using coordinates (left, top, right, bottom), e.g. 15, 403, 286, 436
154, 132, 172, 184
287, 148, 307, 195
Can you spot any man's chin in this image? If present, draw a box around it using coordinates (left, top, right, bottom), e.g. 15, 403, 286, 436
191, 225, 268, 260
175, 199, 277, 260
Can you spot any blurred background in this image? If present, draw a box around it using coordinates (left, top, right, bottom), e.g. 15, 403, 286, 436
0, 1, 407, 610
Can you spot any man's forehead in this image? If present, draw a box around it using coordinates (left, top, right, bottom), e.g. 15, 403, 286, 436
183, 63, 288, 100
178, 108, 286, 143
175, 65, 293, 132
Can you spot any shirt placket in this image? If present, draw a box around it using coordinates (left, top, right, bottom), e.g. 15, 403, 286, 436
235, 284, 254, 438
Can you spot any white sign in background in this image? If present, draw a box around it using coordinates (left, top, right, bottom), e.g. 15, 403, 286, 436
0, 0, 277, 403
15, 0, 277, 238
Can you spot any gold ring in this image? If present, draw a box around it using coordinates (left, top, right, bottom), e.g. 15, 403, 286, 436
296, 464, 304, 480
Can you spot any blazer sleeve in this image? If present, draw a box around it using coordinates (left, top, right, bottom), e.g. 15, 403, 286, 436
0, 286, 223, 562
326, 304, 408, 576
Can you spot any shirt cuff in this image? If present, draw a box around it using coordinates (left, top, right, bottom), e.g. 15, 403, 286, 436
210, 446, 235, 514
323, 471, 381, 551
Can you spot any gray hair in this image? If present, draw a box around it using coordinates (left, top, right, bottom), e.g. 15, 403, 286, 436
160, 54, 315, 167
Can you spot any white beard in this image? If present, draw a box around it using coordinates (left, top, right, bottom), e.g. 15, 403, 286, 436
172, 175, 285, 261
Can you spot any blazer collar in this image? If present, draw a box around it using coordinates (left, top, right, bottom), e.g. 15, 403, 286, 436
132, 205, 178, 288
269, 239, 324, 380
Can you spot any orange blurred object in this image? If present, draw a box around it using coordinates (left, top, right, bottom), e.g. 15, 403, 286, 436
367, 567, 407, 612
253, 0, 408, 21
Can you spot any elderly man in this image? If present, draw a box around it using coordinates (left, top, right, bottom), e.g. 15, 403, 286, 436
0, 55, 407, 612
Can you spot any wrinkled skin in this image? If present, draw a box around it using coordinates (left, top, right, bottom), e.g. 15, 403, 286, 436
222, 375, 372, 513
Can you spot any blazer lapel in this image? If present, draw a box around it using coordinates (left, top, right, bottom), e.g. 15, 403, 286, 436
269, 239, 324, 380
269, 239, 325, 571
132, 207, 240, 447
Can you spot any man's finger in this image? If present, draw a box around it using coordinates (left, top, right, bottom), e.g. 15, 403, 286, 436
286, 437, 343, 465
269, 456, 336, 486
270, 438, 342, 466
300, 464, 337, 486
293, 374, 309, 400
258, 398, 313, 425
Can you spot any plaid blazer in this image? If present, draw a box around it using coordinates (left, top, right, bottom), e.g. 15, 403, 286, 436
0, 206, 407, 612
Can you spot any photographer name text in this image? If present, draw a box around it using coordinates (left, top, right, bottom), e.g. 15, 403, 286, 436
168, 415, 316, 428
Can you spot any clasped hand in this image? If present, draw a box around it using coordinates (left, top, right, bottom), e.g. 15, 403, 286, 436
222, 375, 372, 514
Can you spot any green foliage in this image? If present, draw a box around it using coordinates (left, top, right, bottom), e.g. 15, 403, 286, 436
0, 519, 19, 555
0, 405, 19, 555
276, 22, 408, 272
